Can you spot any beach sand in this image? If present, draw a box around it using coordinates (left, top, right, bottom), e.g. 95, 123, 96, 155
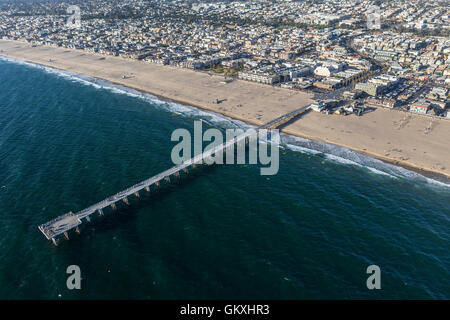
1, 39, 449, 179
284, 109, 450, 178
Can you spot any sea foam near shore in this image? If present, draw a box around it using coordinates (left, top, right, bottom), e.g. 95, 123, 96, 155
2, 55, 449, 189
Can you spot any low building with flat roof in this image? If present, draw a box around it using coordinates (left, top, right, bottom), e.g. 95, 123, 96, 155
355, 82, 385, 97
409, 100, 431, 114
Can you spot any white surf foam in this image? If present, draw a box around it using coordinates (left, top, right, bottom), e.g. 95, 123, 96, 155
0, 56, 246, 130
281, 134, 450, 189
2, 56, 449, 189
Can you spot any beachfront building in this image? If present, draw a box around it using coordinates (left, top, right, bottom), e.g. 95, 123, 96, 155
355, 82, 385, 97
238, 64, 313, 85
314, 78, 343, 91
309, 101, 327, 112
365, 98, 399, 109
334, 69, 368, 86
238, 70, 280, 84
368, 74, 400, 88
314, 62, 343, 78
409, 100, 432, 114
0, 0, 448, 103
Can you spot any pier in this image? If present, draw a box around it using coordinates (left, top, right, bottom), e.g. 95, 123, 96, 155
38, 106, 310, 244
260, 105, 310, 129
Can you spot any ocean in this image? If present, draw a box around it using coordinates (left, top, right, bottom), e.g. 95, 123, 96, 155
0, 57, 449, 299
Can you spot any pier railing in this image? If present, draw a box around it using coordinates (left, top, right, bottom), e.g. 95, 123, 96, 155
38, 105, 310, 244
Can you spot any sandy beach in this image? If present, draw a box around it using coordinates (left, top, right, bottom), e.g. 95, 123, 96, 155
1, 39, 449, 179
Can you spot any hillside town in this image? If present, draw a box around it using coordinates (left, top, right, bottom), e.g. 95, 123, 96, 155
0, 0, 449, 118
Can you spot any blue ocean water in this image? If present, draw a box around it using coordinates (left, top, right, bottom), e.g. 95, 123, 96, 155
0, 57, 449, 299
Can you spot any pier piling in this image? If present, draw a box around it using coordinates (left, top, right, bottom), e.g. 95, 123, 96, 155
38, 106, 311, 244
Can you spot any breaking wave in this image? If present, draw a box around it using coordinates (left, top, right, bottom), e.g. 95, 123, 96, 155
2, 55, 449, 189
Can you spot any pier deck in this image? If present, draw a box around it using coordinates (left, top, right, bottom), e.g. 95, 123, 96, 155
38, 106, 310, 243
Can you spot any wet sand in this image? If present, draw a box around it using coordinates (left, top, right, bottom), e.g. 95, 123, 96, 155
1, 39, 449, 179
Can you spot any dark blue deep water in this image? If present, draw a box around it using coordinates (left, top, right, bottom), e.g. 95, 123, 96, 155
0, 58, 449, 299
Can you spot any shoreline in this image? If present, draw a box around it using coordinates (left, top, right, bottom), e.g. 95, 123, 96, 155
7, 55, 450, 183
90, 75, 450, 182
1, 39, 449, 182
104, 76, 266, 128
281, 127, 450, 182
